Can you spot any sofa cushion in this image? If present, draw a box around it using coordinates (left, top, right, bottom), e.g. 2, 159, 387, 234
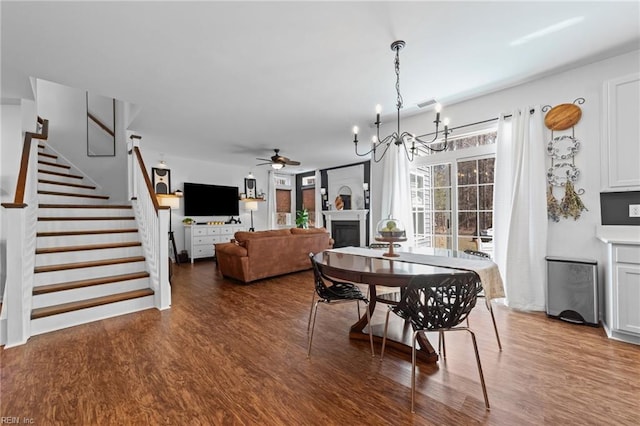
290, 227, 329, 234
234, 229, 292, 243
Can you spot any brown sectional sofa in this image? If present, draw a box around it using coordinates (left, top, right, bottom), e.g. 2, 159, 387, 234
215, 228, 333, 283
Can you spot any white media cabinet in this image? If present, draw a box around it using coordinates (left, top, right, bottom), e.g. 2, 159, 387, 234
184, 223, 245, 263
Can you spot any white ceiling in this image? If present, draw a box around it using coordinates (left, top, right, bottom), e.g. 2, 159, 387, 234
2, 1, 639, 171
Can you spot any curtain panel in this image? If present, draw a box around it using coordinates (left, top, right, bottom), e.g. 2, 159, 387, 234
493, 107, 547, 311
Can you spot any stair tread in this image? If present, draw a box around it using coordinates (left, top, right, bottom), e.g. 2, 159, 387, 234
36, 241, 142, 254
38, 190, 109, 199
38, 216, 135, 221
38, 179, 96, 190
34, 256, 145, 273
33, 271, 150, 295
38, 169, 84, 180
31, 288, 154, 319
38, 152, 57, 159
38, 160, 70, 169
37, 228, 138, 237
39, 204, 131, 209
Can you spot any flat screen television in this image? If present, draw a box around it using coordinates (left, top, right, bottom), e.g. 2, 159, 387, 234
183, 182, 239, 216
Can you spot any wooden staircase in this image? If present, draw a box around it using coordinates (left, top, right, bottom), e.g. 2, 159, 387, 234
30, 144, 155, 336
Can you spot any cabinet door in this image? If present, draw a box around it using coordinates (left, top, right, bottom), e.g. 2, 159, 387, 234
603, 73, 640, 190
616, 263, 640, 334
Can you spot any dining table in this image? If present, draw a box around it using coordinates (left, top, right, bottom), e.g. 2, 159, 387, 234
313, 246, 504, 363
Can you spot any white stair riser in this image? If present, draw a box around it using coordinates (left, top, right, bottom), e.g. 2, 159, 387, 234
38, 182, 97, 196
38, 172, 84, 185
30, 295, 155, 336
35, 245, 143, 267
38, 194, 109, 205
37, 163, 72, 174
39, 207, 133, 218
36, 232, 140, 248
37, 219, 136, 233
32, 277, 150, 309
34, 261, 147, 286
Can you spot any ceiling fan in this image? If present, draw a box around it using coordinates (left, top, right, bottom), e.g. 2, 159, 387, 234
256, 149, 301, 169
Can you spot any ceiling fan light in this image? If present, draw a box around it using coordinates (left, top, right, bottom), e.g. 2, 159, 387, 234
271, 163, 284, 170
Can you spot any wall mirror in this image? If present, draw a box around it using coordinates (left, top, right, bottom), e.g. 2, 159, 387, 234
86, 92, 116, 156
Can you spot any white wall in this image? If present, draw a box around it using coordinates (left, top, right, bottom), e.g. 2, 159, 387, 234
37, 79, 128, 202
371, 49, 640, 271
139, 146, 271, 254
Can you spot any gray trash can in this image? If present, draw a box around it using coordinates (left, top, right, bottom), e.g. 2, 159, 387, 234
546, 256, 598, 326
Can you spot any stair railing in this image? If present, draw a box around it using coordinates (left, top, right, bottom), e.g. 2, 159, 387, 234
128, 138, 171, 310
1, 117, 48, 347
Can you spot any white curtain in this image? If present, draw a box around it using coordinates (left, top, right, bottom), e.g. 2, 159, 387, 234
380, 144, 415, 246
493, 107, 547, 311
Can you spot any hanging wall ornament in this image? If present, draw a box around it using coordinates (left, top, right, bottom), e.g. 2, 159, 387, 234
542, 97, 587, 221
561, 181, 588, 220
547, 185, 562, 223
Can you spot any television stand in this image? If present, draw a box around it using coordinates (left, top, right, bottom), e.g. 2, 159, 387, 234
184, 223, 246, 263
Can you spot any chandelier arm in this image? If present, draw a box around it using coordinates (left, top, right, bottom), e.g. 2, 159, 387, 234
400, 135, 415, 162
373, 140, 394, 163
354, 141, 375, 157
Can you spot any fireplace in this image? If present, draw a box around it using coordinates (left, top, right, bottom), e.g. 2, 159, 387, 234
331, 220, 360, 248
322, 209, 369, 247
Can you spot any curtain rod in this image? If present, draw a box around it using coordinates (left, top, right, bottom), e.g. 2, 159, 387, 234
417, 108, 536, 139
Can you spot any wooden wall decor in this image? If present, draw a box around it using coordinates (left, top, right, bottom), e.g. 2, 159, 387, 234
543, 98, 587, 222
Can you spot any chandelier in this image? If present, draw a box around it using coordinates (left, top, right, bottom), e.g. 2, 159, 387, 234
352, 40, 451, 162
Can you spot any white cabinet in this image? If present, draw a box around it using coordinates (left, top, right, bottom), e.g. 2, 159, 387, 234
184, 224, 244, 263
601, 239, 640, 345
602, 73, 640, 191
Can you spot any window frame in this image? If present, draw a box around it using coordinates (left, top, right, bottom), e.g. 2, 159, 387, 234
410, 127, 497, 253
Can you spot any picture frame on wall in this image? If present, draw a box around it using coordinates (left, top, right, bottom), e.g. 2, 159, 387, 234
152, 167, 171, 194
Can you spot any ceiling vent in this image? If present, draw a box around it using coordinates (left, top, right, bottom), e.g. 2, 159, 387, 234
417, 99, 437, 109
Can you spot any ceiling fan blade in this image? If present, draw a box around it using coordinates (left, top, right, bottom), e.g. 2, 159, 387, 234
255, 162, 272, 166
284, 160, 301, 166
256, 158, 273, 162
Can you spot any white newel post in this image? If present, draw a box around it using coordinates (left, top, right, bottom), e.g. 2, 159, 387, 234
157, 208, 171, 310
2, 207, 31, 347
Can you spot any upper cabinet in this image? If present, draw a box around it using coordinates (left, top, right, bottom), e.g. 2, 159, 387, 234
602, 73, 640, 191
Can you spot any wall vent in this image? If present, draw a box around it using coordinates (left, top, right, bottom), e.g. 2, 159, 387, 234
417, 99, 437, 109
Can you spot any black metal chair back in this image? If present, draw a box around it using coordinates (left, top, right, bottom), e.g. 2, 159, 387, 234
309, 253, 368, 302
395, 274, 481, 330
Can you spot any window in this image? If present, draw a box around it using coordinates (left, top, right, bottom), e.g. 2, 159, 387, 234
411, 129, 497, 256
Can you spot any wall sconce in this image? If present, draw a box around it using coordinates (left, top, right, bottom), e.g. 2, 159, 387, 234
320, 187, 328, 210
363, 183, 370, 207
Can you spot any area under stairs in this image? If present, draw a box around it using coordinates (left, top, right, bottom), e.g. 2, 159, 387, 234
31, 144, 155, 336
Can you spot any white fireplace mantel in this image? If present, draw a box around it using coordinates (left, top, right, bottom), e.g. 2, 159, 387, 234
323, 209, 368, 247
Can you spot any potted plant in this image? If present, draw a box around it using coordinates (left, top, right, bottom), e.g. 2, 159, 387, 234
295, 208, 309, 229
182, 217, 194, 225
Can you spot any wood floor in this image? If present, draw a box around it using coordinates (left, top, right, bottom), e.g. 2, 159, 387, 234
2, 261, 639, 425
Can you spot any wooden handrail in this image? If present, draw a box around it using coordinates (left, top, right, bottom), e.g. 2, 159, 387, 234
87, 112, 115, 137
133, 146, 162, 212
1, 117, 49, 208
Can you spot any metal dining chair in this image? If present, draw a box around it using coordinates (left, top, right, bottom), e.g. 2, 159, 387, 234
380, 273, 490, 412
463, 249, 502, 350
307, 253, 375, 358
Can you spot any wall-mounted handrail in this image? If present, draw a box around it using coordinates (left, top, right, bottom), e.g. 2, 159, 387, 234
1, 117, 48, 208
87, 111, 115, 137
